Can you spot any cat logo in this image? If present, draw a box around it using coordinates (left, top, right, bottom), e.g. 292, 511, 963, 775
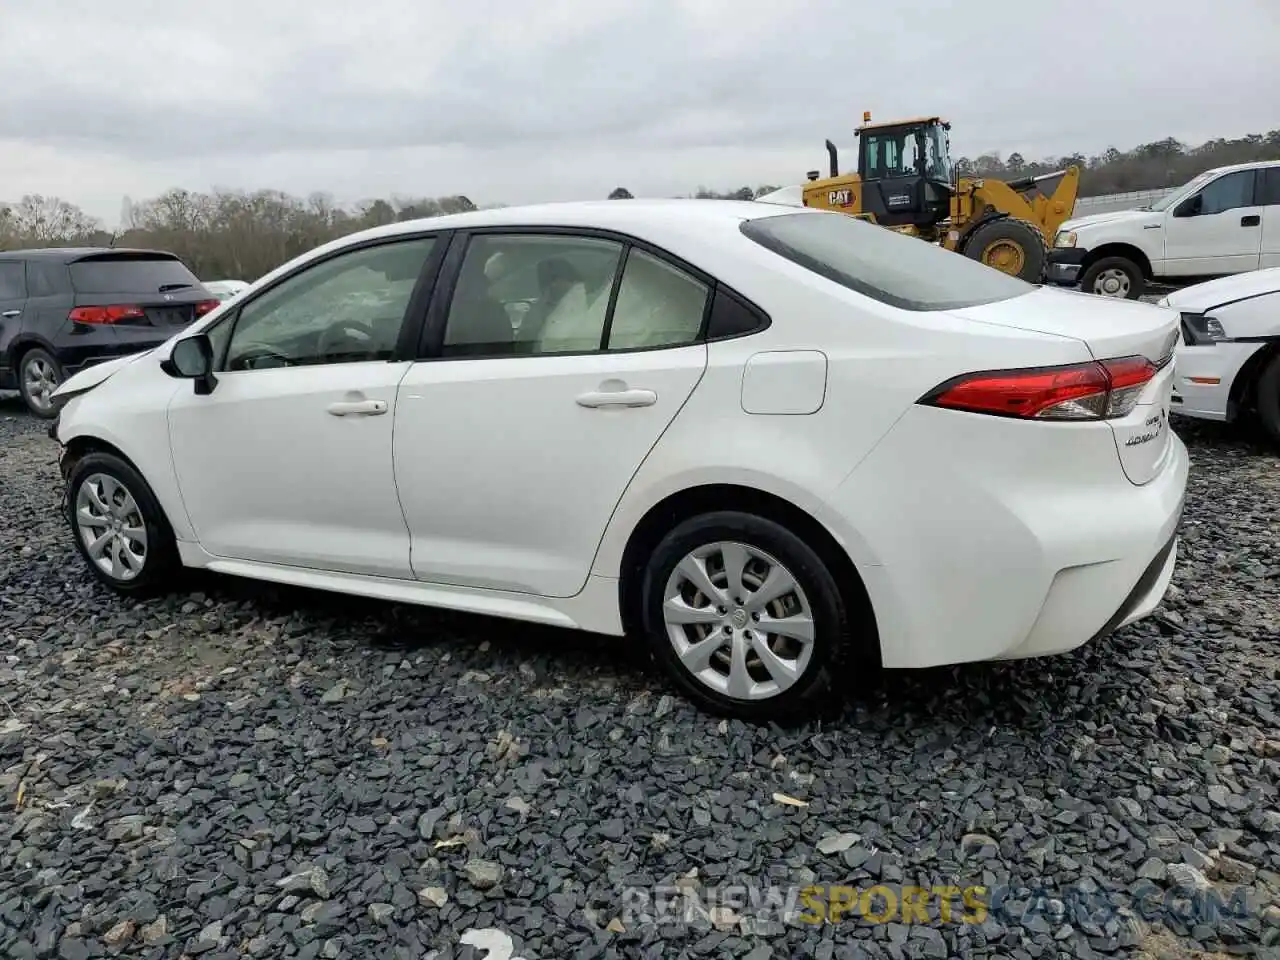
827, 189, 853, 206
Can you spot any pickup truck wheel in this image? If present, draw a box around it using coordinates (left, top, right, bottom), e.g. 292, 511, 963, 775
1256, 353, 1280, 447
1081, 257, 1144, 299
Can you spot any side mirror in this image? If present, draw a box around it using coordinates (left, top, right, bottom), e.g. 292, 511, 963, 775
161, 334, 218, 395
1173, 194, 1201, 218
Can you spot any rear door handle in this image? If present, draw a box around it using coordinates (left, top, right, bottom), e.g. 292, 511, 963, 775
1241, 215, 1261, 227
575, 388, 657, 409
326, 399, 388, 416
0, 310, 19, 318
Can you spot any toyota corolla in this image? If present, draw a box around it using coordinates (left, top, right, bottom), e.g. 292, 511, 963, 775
50, 199, 1188, 722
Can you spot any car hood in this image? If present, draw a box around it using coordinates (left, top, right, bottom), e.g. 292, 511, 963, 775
1059, 208, 1155, 232
1159, 267, 1280, 313
52, 350, 154, 400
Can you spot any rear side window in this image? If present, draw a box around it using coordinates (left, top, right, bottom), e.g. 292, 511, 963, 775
69, 255, 201, 294
1261, 168, 1280, 207
0, 262, 26, 299
740, 211, 1033, 312
27, 261, 68, 298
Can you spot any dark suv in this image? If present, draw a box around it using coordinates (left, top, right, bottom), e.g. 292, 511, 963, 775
0, 248, 219, 417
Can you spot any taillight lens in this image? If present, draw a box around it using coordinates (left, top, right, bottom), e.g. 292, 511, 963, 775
194, 299, 220, 317
920, 356, 1157, 421
68, 304, 145, 324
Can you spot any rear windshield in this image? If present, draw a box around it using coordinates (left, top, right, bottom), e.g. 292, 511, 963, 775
740, 211, 1033, 311
69, 256, 201, 294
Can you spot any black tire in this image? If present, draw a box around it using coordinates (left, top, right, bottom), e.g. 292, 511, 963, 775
18, 347, 64, 420
638, 510, 859, 724
962, 218, 1046, 282
65, 451, 182, 597
1256, 352, 1280, 447
1080, 255, 1145, 300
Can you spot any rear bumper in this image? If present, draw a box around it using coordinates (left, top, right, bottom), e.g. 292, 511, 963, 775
821, 405, 1190, 669
1045, 247, 1088, 286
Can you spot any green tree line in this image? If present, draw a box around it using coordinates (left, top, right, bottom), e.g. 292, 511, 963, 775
3, 131, 1278, 283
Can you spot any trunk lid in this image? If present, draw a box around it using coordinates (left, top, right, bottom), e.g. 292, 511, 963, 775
948, 285, 1180, 366
949, 286, 1181, 486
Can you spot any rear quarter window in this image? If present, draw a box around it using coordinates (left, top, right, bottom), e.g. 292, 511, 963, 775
69, 256, 202, 294
740, 211, 1034, 312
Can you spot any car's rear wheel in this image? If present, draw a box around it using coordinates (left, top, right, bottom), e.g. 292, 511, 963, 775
1080, 256, 1144, 299
1256, 352, 1280, 446
19, 348, 63, 419
639, 511, 854, 723
66, 451, 180, 596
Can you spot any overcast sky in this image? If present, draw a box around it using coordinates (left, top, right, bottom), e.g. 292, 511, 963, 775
2, 0, 1276, 225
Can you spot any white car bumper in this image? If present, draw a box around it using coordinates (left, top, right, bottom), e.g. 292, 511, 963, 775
820, 404, 1190, 670
1171, 342, 1266, 422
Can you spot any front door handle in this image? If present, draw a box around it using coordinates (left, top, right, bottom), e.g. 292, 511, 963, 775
575, 388, 657, 409
326, 399, 388, 416
1241, 214, 1261, 227
0, 309, 19, 318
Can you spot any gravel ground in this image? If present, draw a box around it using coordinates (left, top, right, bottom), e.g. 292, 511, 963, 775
1, 393, 1278, 960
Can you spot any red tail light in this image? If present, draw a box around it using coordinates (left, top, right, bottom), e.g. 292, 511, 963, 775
194, 299, 220, 316
920, 356, 1157, 421
68, 304, 145, 325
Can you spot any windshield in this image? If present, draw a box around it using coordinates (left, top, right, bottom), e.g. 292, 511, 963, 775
742, 210, 1032, 312
69, 256, 201, 294
1147, 171, 1215, 212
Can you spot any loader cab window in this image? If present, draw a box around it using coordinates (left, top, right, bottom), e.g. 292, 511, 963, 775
864, 134, 907, 179
925, 124, 954, 182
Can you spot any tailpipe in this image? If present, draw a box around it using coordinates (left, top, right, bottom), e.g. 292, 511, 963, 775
825, 140, 839, 178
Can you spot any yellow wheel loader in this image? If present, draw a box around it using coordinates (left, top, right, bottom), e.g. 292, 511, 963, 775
800, 113, 1080, 282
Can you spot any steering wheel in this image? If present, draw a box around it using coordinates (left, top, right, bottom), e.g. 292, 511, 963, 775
228, 343, 293, 370
317, 319, 379, 360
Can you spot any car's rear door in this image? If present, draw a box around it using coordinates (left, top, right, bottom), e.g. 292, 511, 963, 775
392, 229, 710, 598
166, 233, 445, 579
0, 259, 30, 388
1260, 167, 1280, 270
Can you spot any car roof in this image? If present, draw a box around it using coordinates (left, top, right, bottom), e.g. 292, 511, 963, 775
1200, 159, 1280, 177
335, 198, 806, 247
0, 247, 181, 262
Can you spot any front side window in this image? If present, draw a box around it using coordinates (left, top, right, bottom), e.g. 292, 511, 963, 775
742, 210, 1032, 312
221, 236, 436, 371
1186, 171, 1255, 216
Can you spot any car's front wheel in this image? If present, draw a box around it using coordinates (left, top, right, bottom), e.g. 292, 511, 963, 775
640, 511, 857, 724
66, 451, 181, 596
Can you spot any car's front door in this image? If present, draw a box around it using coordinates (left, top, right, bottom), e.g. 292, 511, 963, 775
393, 231, 712, 598
167, 234, 443, 578
1162, 169, 1263, 276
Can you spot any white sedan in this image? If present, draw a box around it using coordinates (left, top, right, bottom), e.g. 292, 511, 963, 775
49, 199, 1188, 722
1160, 268, 1280, 444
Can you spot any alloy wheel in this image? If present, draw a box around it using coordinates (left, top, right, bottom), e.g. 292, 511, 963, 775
75, 473, 149, 581
662, 541, 815, 701
23, 356, 59, 413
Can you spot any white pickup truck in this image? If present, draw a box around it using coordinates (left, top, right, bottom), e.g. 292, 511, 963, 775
1046, 160, 1280, 299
